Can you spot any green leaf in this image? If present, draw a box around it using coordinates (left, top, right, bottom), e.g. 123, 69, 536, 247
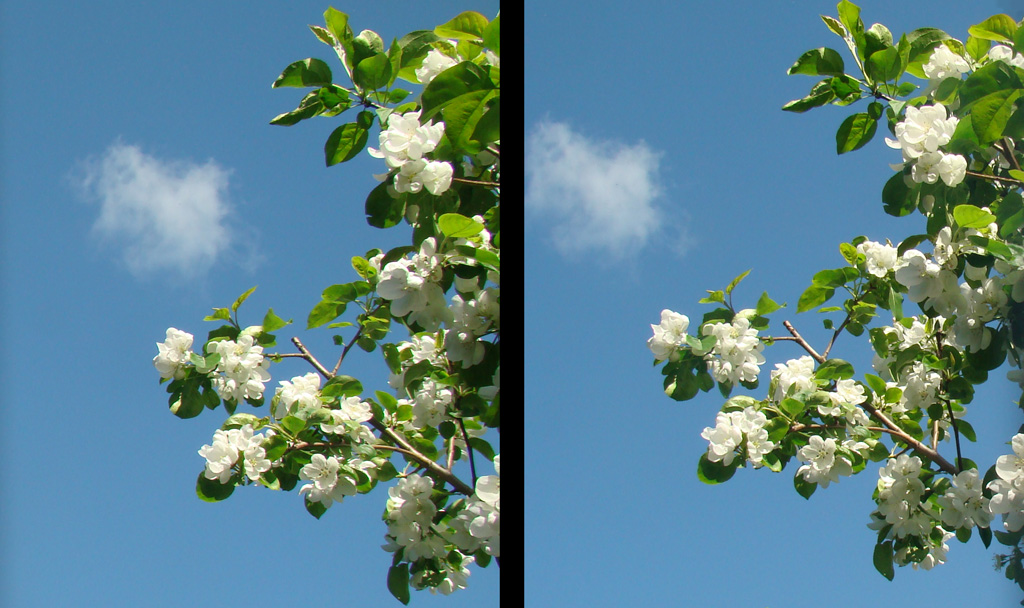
272, 58, 333, 88
281, 416, 307, 435
304, 497, 327, 519
203, 308, 231, 322
797, 285, 836, 312
953, 204, 997, 228
970, 89, 1022, 145
434, 11, 489, 40
365, 181, 405, 229
788, 48, 846, 76
420, 62, 495, 123
780, 397, 806, 417
441, 89, 499, 155
793, 474, 816, 499
697, 453, 737, 484
321, 375, 363, 398
725, 269, 751, 295
196, 472, 234, 502
816, 358, 855, 381
866, 47, 902, 83
307, 300, 345, 330
782, 85, 836, 113
353, 52, 392, 91
968, 14, 1018, 42
324, 123, 369, 166
966, 35, 992, 62
262, 308, 290, 333
438, 213, 485, 238
756, 292, 783, 315
482, 13, 499, 55
231, 286, 257, 313
387, 563, 411, 605
812, 267, 859, 287
873, 541, 895, 580
836, 112, 877, 154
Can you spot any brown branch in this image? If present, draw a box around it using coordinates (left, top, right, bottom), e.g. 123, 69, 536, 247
452, 177, 500, 188
966, 170, 1024, 186
782, 321, 826, 364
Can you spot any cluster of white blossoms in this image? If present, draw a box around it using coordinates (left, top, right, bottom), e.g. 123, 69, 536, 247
154, 328, 195, 381
770, 355, 816, 401
198, 424, 274, 484
378, 237, 450, 330
272, 371, 321, 419
298, 453, 358, 508
873, 455, 932, 540
647, 309, 690, 362
154, 327, 272, 406
383, 474, 448, 562
368, 110, 453, 195
700, 406, 775, 467
922, 44, 971, 81
447, 286, 500, 366
886, 103, 967, 187
856, 240, 899, 278
936, 469, 993, 530
796, 435, 853, 488
988, 434, 1024, 532
450, 455, 500, 558
694, 314, 766, 385
207, 333, 272, 404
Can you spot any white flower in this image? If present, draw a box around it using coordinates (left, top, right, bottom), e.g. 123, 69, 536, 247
923, 45, 970, 80
857, 241, 899, 277
273, 372, 321, 419
885, 104, 958, 162
936, 469, 993, 529
299, 454, 357, 508
996, 434, 1024, 483
394, 159, 454, 195
770, 355, 816, 400
415, 48, 458, 85
154, 328, 194, 380
648, 309, 690, 362
989, 44, 1024, 70
936, 153, 967, 187
700, 412, 744, 466
698, 317, 765, 385
197, 424, 267, 484
796, 436, 852, 488
207, 334, 272, 404
988, 477, 1024, 532
367, 110, 445, 169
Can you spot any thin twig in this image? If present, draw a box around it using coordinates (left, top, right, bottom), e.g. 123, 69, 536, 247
457, 416, 478, 489
782, 321, 826, 364
452, 177, 500, 188
1001, 137, 1022, 173
966, 170, 1024, 186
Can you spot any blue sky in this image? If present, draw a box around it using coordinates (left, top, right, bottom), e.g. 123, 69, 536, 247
0, 2, 499, 606
527, 0, 1024, 606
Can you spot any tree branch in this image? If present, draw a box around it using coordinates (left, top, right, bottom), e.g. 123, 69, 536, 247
781, 321, 826, 364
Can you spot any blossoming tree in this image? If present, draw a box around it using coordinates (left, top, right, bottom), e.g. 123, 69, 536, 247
153, 8, 499, 602
649, 1, 1024, 593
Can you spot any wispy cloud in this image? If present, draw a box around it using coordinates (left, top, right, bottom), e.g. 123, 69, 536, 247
526, 120, 671, 259
76, 141, 242, 279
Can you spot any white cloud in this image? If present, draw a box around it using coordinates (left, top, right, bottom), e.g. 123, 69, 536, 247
526, 120, 669, 258
76, 141, 239, 279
